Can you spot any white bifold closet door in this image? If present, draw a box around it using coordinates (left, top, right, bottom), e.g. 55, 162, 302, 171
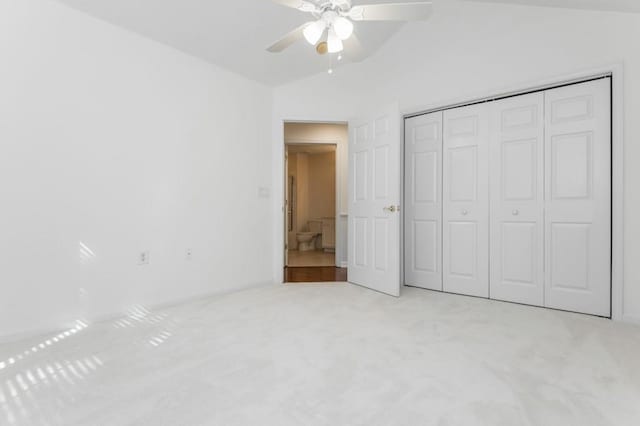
442, 104, 490, 298
489, 93, 545, 306
404, 78, 611, 317
544, 79, 611, 317
404, 112, 443, 291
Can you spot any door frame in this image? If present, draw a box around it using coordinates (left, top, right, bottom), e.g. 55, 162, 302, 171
277, 120, 349, 281
401, 64, 626, 322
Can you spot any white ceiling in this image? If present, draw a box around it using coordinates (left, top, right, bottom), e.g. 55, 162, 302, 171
55, 0, 405, 86
55, 0, 640, 87
463, 0, 640, 13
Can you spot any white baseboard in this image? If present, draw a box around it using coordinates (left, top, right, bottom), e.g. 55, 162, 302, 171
0, 281, 274, 345
623, 313, 640, 325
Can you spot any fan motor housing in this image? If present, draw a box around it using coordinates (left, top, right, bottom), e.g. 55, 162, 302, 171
318, 0, 351, 15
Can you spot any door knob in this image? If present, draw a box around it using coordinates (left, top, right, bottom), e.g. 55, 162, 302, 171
461, 210, 469, 216
512, 209, 520, 216
383, 205, 397, 213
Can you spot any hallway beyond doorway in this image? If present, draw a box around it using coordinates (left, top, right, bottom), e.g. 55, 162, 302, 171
284, 267, 347, 283
287, 250, 335, 267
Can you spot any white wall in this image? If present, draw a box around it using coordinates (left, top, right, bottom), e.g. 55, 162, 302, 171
273, 1, 640, 321
0, 0, 273, 340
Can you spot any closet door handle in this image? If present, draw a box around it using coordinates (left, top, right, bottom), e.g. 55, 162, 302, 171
461, 210, 469, 216
512, 209, 520, 216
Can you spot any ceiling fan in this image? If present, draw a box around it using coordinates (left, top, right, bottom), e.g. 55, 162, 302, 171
267, 1, 433, 55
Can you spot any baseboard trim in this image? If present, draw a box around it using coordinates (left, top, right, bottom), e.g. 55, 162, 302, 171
623, 313, 640, 325
0, 281, 274, 345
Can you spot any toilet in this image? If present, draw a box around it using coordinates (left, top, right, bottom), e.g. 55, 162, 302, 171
296, 220, 322, 252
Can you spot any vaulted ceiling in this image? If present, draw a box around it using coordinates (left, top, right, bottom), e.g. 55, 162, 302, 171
55, 0, 640, 86
464, 0, 640, 13
55, 0, 404, 86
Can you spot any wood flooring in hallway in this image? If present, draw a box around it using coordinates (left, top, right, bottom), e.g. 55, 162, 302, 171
284, 267, 347, 283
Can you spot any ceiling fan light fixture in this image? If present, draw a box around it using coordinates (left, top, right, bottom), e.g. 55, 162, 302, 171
267, 0, 435, 56
316, 41, 328, 55
333, 16, 354, 40
303, 20, 326, 45
327, 28, 344, 53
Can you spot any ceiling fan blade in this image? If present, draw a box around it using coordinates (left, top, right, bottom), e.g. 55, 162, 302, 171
271, 0, 319, 13
266, 23, 310, 53
349, 1, 433, 21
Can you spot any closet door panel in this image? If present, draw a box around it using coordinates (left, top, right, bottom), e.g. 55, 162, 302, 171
544, 79, 611, 317
443, 104, 489, 298
489, 93, 545, 306
404, 112, 443, 290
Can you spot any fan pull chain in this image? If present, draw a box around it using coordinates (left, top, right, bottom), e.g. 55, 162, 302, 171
328, 52, 343, 75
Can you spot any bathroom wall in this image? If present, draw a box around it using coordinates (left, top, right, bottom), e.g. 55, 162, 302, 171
296, 154, 310, 235
286, 150, 336, 250
308, 152, 336, 222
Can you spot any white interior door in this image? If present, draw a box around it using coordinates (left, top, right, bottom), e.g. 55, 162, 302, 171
544, 79, 611, 317
489, 93, 545, 306
404, 112, 443, 291
443, 103, 489, 298
348, 104, 401, 296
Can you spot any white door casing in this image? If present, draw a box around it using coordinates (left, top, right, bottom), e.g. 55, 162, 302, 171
544, 79, 611, 317
489, 93, 545, 306
348, 104, 401, 296
404, 112, 443, 291
443, 104, 490, 298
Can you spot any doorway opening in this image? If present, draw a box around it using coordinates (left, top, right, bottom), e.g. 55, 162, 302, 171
284, 122, 348, 283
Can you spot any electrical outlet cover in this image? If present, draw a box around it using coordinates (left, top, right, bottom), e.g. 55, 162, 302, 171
138, 251, 150, 265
